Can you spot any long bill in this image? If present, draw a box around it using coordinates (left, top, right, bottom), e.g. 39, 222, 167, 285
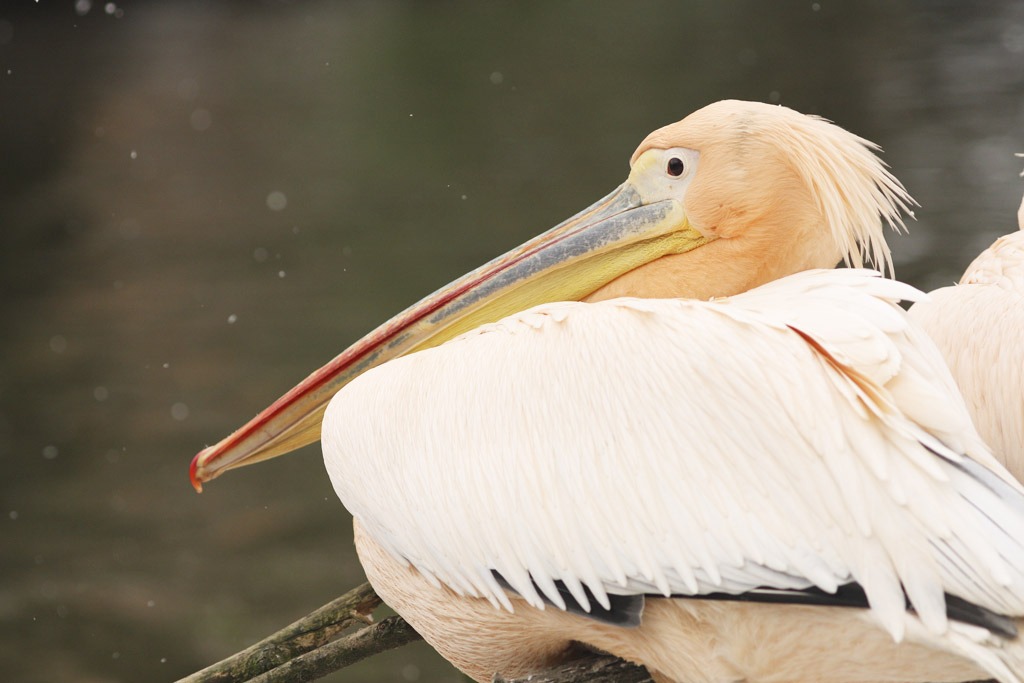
190, 178, 706, 491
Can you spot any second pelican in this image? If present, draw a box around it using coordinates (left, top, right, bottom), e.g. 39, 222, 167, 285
910, 182, 1024, 478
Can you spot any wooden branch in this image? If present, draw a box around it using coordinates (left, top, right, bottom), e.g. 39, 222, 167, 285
494, 655, 654, 683
178, 581, 654, 683
246, 616, 421, 683
176, 582, 387, 683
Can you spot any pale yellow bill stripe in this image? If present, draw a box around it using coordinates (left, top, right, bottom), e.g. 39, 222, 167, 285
191, 182, 705, 490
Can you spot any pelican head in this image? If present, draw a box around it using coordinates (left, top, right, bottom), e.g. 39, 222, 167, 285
591, 100, 912, 301
190, 99, 913, 489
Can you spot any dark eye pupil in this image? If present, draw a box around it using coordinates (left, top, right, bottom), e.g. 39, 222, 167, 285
667, 157, 685, 176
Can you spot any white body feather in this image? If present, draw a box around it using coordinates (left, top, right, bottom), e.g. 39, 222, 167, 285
323, 269, 1024, 682
909, 214, 1024, 479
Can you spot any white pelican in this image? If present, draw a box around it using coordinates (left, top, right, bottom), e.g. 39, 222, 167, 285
191, 101, 1024, 682
908, 184, 1024, 478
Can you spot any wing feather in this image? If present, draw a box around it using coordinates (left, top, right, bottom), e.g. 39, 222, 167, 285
324, 268, 1024, 639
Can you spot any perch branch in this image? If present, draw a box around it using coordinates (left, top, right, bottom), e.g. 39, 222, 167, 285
176, 582, 385, 683
494, 654, 653, 682
247, 615, 421, 683
179, 581, 654, 683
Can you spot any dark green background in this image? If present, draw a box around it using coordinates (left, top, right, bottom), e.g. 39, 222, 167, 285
2, 2, 1023, 681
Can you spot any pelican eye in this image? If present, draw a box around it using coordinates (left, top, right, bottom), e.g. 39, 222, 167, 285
666, 157, 685, 177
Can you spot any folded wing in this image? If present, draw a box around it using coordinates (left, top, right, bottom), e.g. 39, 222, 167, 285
323, 269, 1024, 643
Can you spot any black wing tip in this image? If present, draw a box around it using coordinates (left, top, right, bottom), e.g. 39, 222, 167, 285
945, 594, 1018, 639
695, 583, 1018, 639
492, 571, 1017, 638
491, 571, 645, 628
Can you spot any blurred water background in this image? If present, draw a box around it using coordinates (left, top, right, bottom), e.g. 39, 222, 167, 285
2, 2, 1023, 681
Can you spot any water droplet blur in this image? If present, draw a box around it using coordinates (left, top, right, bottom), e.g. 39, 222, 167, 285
401, 664, 421, 681
74, 0, 92, 15
489, 71, 503, 85
93, 386, 109, 401
190, 108, 212, 132
277, 270, 286, 278
49, 335, 67, 353
146, 600, 155, 607
1003, 23, 1024, 53
266, 191, 287, 211
253, 247, 269, 262
170, 403, 189, 421
162, 362, 170, 369
42, 445, 59, 460
227, 314, 238, 324
129, 149, 137, 160
9, 510, 18, 521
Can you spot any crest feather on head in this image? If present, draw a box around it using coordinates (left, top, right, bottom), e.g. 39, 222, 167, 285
770, 106, 915, 275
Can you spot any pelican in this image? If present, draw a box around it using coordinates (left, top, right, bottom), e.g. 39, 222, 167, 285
908, 182, 1024, 478
191, 101, 1024, 682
